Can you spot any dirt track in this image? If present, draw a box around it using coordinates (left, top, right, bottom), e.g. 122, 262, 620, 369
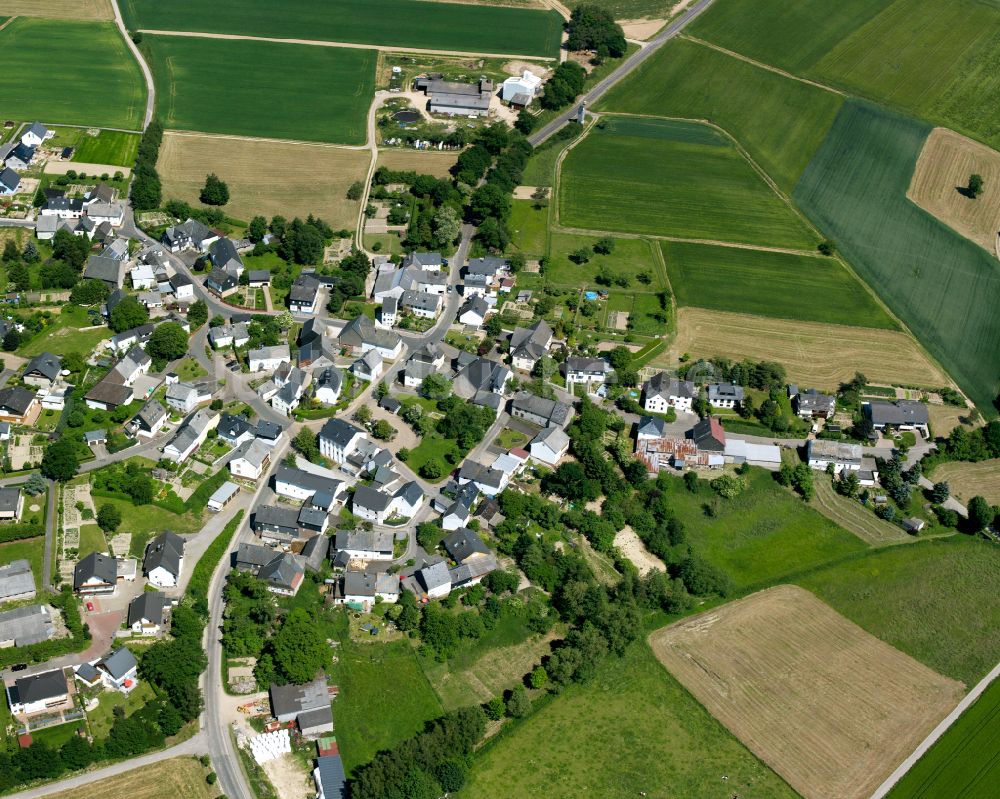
650, 585, 964, 799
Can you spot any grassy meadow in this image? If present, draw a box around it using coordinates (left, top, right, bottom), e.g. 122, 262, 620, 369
560, 117, 819, 248
122, 0, 563, 57
73, 130, 140, 166
0, 18, 145, 129
546, 233, 665, 290
665, 470, 867, 591
798, 536, 1000, 687
886, 675, 1000, 798
463, 639, 798, 799
794, 99, 1000, 412
144, 35, 375, 144
662, 240, 895, 328
508, 200, 549, 258
597, 39, 844, 192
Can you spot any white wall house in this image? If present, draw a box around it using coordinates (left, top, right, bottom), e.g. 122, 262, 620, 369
318, 419, 366, 465
643, 372, 697, 413
249, 345, 290, 372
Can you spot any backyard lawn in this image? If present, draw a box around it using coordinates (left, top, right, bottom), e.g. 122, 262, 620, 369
19, 306, 110, 359
86, 681, 157, 739
76, 524, 107, 558
92, 496, 202, 558
405, 435, 459, 483
0, 537, 45, 590
546, 233, 665, 291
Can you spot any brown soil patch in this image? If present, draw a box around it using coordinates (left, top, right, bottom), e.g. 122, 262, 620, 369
613, 526, 665, 574
44, 160, 131, 177
503, 60, 552, 78
157, 131, 368, 230
376, 148, 459, 178
930, 458, 1000, 505
908, 127, 1000, 254
0, 0, 112, 20
619, 18, 667, 40
665, 307, 950, 392
650, 585, 964, 799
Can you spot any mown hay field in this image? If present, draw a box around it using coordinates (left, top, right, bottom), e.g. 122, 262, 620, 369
376, 148, 458, 178
463, 639, 799, 799
907, 127, 1000, 252
666, 308, 950, 391
927, 402, 970, 437
662, 240, 895, 328
887, 675, 1000, 799
122, 0, 563, 56
651, 585, 964, 799
145, 35, 375, 144
794, 100, 1000, 411
810, 475, 912, 546
0, 18, 145, 129
597, 38, 845, 192
559, 116, 819, 248
690, 0, 1000, 153
46, 758, 216, 799
798, 537, 1000, 686
929, 459, 1000, 505
157, 132, 368, 229
0, 0, 112, 19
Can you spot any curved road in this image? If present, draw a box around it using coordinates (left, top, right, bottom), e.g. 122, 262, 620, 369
111, 0, 156, 131
528, 0, 717, 146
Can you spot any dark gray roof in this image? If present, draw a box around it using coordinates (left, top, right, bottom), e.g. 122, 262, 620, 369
248, 270, 270, 282
128, 591, 166, 627
645, 372, 696, 400
210, 237, 242, 269
218, 412, 255, 440
402, 252, 443, 269
275, 464, 341, 496
465, 257, 507, 276
0, 486, 21, 516
344, 570, 376, 598
298, 504, 328, 529
256, 420, 283, 440
637, 416, 666, 438
353, 484, 392, 513
0, 168, 19, 192
101, 647, 137, 680
259, 552, 304, 590
458, 295, 488, 319
0, 604, 52, 647
255, 504, 300, 532
459, 460, 505, 489
74, 552, 116, 589
236, 543, 274, 570
418, 560, 452, 592
0, 386, 35, 416
442, 528, 490, 563
14, 669, 67, 704
866, 400, 929, 426
269, 676, 329, 718
319, 418, 364, 448
510, 391, 570, 426
314, 755, 345, 799
206, 267, 237, 291
394, 480, 424, 508
144, 532, 184, 578
83, 254, 121, 284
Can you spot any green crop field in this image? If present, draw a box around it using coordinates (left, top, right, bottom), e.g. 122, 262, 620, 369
798, 537, 1000, 687
887, 675, 1000, 798
122, 0, 562, 57
794, 100, 1000, 412
560, 117, 819, 249
597, 39, 844, 192
0, 18, 145, 129
73, 130, 140, 166
663, 470, 867, 591
144, 35, 375, 144
662, 240, 896, 328
546, 232, 666, 290
509, 200, 548, 258
463, 639, 798, 799
333, 640, 443, 773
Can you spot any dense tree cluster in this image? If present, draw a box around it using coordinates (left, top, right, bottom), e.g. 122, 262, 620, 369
199, 173, 230, 206
69, 279, 110, 306
326, 249, 372, 312
566, 5, 627, 58
109, 296, 150, 333
92, 462, 156, 506
131, 120, 163, 211
146, 321, 189, 365
539, 61, 586, 111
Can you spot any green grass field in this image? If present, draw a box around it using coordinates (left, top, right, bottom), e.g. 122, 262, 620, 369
664, 469, 867, 591
603, 290, 669, 336
794, 99, 1000, 412
122, 0, 562, 57
798, 536, 1000, 687
546, 232, 665, 291
662, 240, 896, 328
463, 639, 797, 799
333, 640, 443, 773
887, 674, 1000, 798
690, 0, 1000, 152
144, 35, 375, 144
77, 524, 107, 558
73, 130, 140, 167
0, 19, 145, 130
597, 39, 844, 193
0, 538, 45, 591
508, 200, 548, 258
92, 496, 202, 558
19, 306, 110, 359
560, 117, 819, 249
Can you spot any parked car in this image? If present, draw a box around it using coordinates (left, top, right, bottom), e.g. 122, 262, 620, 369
86, 601, 94, 611
11, 663, 27, 672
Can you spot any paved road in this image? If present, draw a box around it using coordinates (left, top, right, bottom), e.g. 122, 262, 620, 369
110, 0, 156, 131
869, 658, 1000, 799
4, 733, 207, 799
527, 0, 718, 146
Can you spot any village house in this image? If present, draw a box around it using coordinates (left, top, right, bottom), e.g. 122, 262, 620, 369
458, 295, 489, 327
254, 505, 300, 546
21, 123, 53, 148
529, 425, 570, 466
249, 345, 290, 373
258, 552, 306, 597
416, 74, 493, 117
133, 261, 159, 290
209, 322, 250, 350
509, 391, 573, 428
807, 439, 863, 473
0, 387, 39, 425
6, 669, 70, 717
229, 438, 273, 480
163, 408, 218, 463
22, 352, 61, 390
643, 372, 697, 414
98, 648, 138, 693
289, 274, 322, 314
0, 560, 35, 603
565, 356, 613, 387
270, 676, 333, 738
509, 319, 553, 372
0, 604, 54, 648
162, 218, 216, 253
318, 418, 366, 465
501, 70, 543, 107
864, 400, 930, 436
313, 367, 343, 406
453, 356, 511, 401
74, 552, 117, 595
708, 382, 745, 410
412, 560, 452, 600
127, 591, 169, 636
792, 387, 836, 419
273, 465, 344, 505
333, 530, 394, 562
144, 532, 185, 587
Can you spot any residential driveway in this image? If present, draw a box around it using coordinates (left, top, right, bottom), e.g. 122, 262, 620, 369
3, 606, 121, 682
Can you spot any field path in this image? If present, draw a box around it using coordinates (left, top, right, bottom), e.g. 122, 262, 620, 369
137, 28, 557, 61
682, 35, 845, 96
0, 17, 16, 33
111, 0, 155, 130
357, 91, 392, 247
869, 659, 1000, 799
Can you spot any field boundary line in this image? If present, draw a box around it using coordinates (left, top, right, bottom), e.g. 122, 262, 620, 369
681, 35, 845, 97
869, 659, 1000, 799
138, 28, 558, 61
0, 17, 16, 33
111, 0, 155, 130
163, 128, 369, 151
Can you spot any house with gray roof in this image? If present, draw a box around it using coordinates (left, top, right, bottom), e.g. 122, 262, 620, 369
529, 425, 570, 466
254, 504, 301, 545
270, 676, 332, 737
127, 591, 168, 635
864, 400, 930, 435
99, 647, 138, 692
509, 391, 572, 428
708, 382, 745, 409
414, 560, 452, 599
643, 372, 697, 414
258, 552, 305, 596
453, 357, 510, 400
793, 388, 836, 419
0, 168, 20, 196
0, 604, 54, 648
333, 530, 394, 561
144, 532, 185, 587
0, 560, 35, 603
318, 418, 366, 464
210, 237, 244, 275
83, 254, 123, 288
162, 218, 215, 252
509, 320, 553, 371
74, 552, 117, 595
338, 314, 403, 359
0, 486, 23, 522
7, 669, 70, 716
163, 408, 218, 463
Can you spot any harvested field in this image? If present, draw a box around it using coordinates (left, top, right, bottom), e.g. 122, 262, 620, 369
650, 585, 964, 799
0, 0, 112, 19
614, 526, 665, 574
665, 308, 949, 391
927, 402, 972, 438
810, 475, 911, 546
376, 148, 458, 178
929, 459, 1000, 505
908, 127, 1000, 253
157, 132, 368, 229
46, 757, 215, 799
